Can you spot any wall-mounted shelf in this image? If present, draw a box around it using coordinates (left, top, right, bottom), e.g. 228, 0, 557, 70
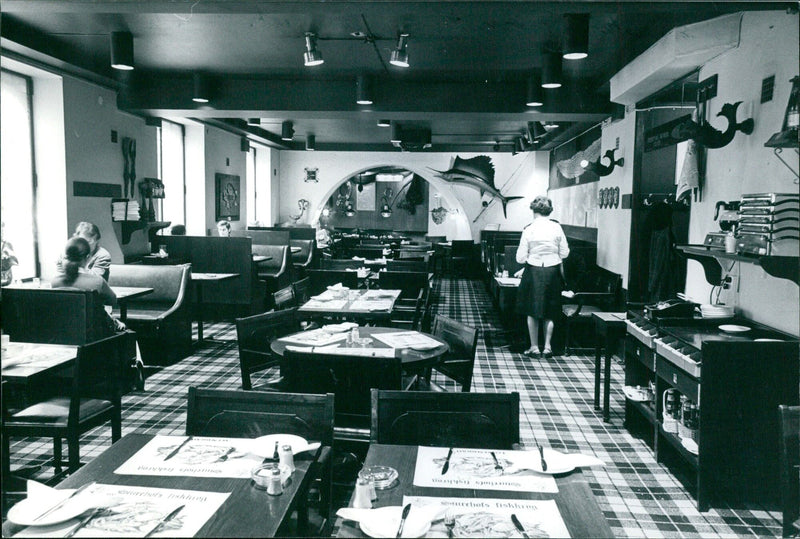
112, 220, 170, 245
676, 244, 799, 285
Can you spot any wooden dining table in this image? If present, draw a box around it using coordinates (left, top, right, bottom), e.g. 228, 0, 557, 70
190, 272, 239, 343
2, 433, 320, 538
1, 342, 79, 407
111, 285, 153, 322
296, 288, 402, 323
335, 444, 614, 538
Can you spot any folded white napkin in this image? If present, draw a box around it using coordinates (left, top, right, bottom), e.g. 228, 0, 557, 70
8, 481, 103, 527
337, 504, 445, 538
507, 448, 605, 474
327, 283, 348, 291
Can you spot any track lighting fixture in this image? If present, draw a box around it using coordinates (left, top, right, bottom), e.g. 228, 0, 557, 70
390, 33, 410, 67
541, 50, 562, 88
526, 72, 544, 107
110, 31, 134, 70
303, 33, 324, 66
306, 134, 316, 151
192, 73, 210, 103
563, 14, 590, 60
281, 121, 294, 141
247, 118, 261, 126
543, 120, 559, 129
390, 122, 402, 143
356, 74, 373, 105
527, 121, 546, 140
377, 119, 391, 127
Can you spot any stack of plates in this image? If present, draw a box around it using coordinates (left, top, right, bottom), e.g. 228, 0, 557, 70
700, 304, 734, 319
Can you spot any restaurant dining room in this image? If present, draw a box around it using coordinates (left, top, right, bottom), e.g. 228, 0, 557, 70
1, 1, 799, 537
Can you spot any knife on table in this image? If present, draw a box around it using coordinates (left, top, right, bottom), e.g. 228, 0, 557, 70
441, 447, 453, 475
511, 514, 530, 539
65, 507, 107, 538
395, 504, 411, 538
144, 504, 185, 538
163, 436, 192, 461
34, 481, 96, 522
537, 444, 548, 472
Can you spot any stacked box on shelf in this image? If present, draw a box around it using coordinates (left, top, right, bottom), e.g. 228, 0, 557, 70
737, 193, 798, 256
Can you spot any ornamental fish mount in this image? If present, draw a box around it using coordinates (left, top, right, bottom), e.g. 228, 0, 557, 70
429, 156, 522, 218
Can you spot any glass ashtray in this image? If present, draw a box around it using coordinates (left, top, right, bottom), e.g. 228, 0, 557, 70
358, 465, 398, 490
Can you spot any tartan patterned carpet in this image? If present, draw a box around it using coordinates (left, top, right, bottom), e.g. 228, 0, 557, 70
4, 277, 783, 538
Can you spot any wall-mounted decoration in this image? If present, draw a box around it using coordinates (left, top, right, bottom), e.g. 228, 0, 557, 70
215, 173, 240, 221
549, 126, 601, 190
430, 155, 522, 217
355, 181, 376, 211
121, 137, 136, 199
304, 167, 318, 183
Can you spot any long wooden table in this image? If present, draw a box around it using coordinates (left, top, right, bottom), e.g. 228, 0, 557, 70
336, 444, 614, 538
297, 289, 401, 323
2, 342, 78, 407
2, 433, 319, 538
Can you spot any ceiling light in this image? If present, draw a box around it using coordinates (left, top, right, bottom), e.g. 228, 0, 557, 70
563, 14, 590, 60
526, 72, 544, 107
192, 73, 210, 103
306, 134, 316, 151
541, 50, 562, 88
390, 33, 410, 67
247, 118, 261, 126
303, 33, 324, 66
377, 119, 391, 127
543, 120, 559, 129
356, 74, 373, 105
110, 31, 134, 70
390, 121, 402, 143
281, 121, 294, 141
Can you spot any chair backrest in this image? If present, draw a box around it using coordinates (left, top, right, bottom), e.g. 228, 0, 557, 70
370, 390, 520, 448
292, 277, 312, 305
780, 405, 800, 537
432, 315, 479, 391
108, 263, 191, 310
70, 332, 130, 424
1, 287, 113, 345
290, 239, 315, 265
378, 270, 429, 299
450, 239, 474, 257
272, 285, 296, 310
186, 387, 334, 445
307, 269, 359, 295
283, 349, 402, 429
321, 258, 363, 270
387, 260, 427, 272
425, 235, 446, 244
350, 247, 384, 259
232, 229, 290, 245
235, 309, 300, 390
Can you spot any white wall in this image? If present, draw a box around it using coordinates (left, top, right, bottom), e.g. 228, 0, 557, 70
278, 150, 550, 240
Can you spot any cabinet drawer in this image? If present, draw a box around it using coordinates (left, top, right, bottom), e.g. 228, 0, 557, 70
657, 355, 699, 401
626, 336, 655, 371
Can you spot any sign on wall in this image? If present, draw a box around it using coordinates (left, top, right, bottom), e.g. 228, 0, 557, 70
215, 173, 240, 221
355, 182, 376, 211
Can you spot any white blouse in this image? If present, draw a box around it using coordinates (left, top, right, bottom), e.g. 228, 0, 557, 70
515, 216, 570, 268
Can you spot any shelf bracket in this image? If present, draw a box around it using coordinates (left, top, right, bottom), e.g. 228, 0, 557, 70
772, 147, 799, 183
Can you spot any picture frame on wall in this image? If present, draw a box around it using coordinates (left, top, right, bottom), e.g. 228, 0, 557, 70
356, 182, 376, 211
215, 173, 241, 221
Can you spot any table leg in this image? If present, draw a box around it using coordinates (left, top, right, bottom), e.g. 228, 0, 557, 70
195, 282, 204, 343
594, 335, 602, 411
119, 301, 128, 324
603, 334, 612, 423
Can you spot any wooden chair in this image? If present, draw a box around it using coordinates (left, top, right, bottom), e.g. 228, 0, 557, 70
425, 236, 447, 275
378, 270, 429, 301
425, 315, 479, 392
234, 309, 300, 391
2, 333, 128, 476
387, 288, 425, 331
448, 240, 474, 276
307, 269, 359, 296
370, 390, 520, 449
561, 265, 621, 353
779, 405, 800, 537
272, 285, 296, 310
185, 387, 334, 535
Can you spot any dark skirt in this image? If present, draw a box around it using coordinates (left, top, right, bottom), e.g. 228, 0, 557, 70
515, 264, 562, 320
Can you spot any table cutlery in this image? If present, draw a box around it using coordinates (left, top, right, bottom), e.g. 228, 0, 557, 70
163, 436, 192, 461
490, 451, 503, 471
441, 447, 453, 475
65, 507, 109, 538
511, 513, 530, 539
395, 503, 411, 538
34, 481, 96, 522
444, 510, 455, 538
144, 504, 184, 538
537, 444, 548, 472
215, 447, 236, 462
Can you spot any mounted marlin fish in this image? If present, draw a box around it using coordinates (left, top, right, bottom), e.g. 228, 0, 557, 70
429, 156, 523, 218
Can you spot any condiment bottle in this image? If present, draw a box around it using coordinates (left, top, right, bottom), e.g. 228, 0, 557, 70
267, 465, 283, 496
279, 444, 294, 473
353, 478, 372, 508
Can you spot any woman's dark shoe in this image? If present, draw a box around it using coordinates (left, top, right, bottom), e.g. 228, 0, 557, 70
523, 347, 540, 358
541, 348, 553, 359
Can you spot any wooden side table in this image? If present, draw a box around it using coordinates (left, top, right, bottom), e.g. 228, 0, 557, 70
593, 312, 627, 423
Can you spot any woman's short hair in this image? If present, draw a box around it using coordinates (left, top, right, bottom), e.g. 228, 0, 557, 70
63, 237, 91, 278
74, 221, 101, 240
530, 196, 553, 216
216, 220, 231, 230
171, 224, 187, 235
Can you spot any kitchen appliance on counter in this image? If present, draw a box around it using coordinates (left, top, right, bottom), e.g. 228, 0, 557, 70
737, 192, 799, 256
704, 200, 740, 250
643, 298, 696, 320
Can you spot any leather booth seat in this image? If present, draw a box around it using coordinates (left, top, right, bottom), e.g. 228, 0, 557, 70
290, 239, 315, 276
252, 245, 291, 307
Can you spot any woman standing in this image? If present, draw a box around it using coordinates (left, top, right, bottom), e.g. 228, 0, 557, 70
515, 196, 570, 358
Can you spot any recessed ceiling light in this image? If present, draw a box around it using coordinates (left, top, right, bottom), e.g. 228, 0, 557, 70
356, 74, 373, 105
563, 14, 590, 60
377, 119, 391, 127
390, 33, 410, 68
303, 33, 324, 66
192, 73, 210, 103
541, 50, 562, 89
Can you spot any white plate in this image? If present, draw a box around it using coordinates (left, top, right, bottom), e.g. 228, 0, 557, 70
519, 448, 576, 475
250, 434, 317, 457
755, 338, 783, 342
408, 343, 440, 351
719, 324, 751, 333
358, 506, 431, 538
681, 438, 699, 455
622, 386, 651, 403
7, 496, 93, 527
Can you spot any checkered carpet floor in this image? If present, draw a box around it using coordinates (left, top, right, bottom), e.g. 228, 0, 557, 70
4, 277, 783, 537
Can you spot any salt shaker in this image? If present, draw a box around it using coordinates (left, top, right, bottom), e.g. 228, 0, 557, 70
353, 478, 372, 508
279, 444, 295, 472
349, 327, 359, 346
267, 466, 283, 496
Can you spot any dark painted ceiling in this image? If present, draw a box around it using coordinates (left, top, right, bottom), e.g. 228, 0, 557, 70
1, 1, 793, 151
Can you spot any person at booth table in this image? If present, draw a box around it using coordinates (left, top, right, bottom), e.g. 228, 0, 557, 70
216, 219, 231, 237
515, 196, 570, 359
56, 221, 111, 281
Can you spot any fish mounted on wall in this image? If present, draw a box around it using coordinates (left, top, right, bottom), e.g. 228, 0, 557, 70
430, 156, 522, 217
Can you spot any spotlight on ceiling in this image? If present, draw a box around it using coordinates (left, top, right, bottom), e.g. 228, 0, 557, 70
527, 121, 546, 141
247, 118, 261, 126
281, 121, 295, 141
110, 31, 134, 70
526, 72, 544, 107
377, 119, 391, 127
390, 121, 402, 143
306, 134, 316, 151
390, 33, 410, 67
541, 50, 562, 88
356, 74, 373, 105
563, 14, 590, 60
192, 73, 210, 103
303, 33, 324, 66
543, 120, 559, 129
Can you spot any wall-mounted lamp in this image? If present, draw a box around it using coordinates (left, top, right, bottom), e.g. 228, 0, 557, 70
110, 31, 134, 70
541, 50, 562, 89
281, 121, 294, 141
526, 72, 544, 107
581, 148, 624, 176
379, 187, 394, 218
303, 33, 324, 66
192, 73, 211, 103
305, 134, 316, 151
344, 202, 356, 217
390, 33, 410, 67
356, 74, 373, 105
562, 14, 589, 60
